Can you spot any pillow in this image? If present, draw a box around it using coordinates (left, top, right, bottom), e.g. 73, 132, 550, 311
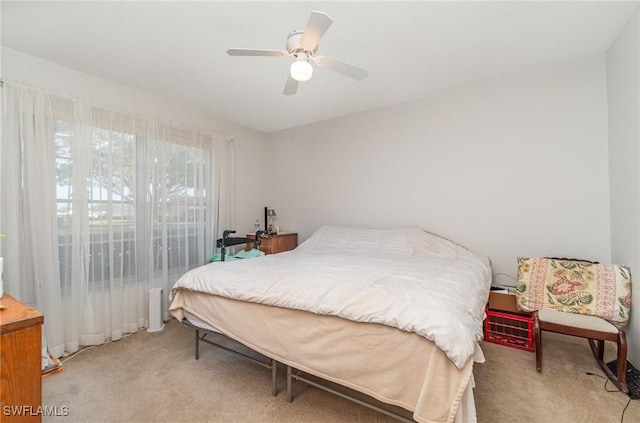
515, 257, 632, 325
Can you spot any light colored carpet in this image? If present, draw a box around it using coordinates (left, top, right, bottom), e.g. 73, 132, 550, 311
42, 319, 639, 423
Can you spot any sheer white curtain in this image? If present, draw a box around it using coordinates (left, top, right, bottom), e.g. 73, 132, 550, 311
1, 83, 234, 358
1, 84, 65, 358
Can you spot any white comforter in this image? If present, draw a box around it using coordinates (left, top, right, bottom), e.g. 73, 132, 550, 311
171, 226, 492, 369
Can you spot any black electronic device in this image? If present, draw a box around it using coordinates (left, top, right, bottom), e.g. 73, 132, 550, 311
607, 360, 640, 399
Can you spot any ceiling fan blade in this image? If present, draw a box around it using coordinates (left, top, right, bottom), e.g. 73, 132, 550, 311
283, 74, 299, 95
313, 56, 368, 81
227, 48, 289, 57
299, 11, 333, 51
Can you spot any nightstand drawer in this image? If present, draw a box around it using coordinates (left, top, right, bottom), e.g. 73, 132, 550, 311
246, 232, 298, 255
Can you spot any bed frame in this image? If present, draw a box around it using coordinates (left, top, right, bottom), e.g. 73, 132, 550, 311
285, 365, 414, 422
183, 319, 278, 397
181, 318, 414, 422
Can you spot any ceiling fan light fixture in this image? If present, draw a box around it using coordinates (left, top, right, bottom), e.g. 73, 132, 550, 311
290, 60, 313, 82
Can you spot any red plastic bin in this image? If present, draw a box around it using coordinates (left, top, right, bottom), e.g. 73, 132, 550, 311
484, 308, 534, 352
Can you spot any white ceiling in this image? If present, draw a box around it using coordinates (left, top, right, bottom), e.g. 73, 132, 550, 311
1, 1, 636, 133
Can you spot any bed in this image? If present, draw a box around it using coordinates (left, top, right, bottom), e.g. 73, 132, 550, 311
169, 225, 492, 423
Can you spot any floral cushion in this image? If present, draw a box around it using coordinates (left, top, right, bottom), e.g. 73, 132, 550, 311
515, 257, 631, 326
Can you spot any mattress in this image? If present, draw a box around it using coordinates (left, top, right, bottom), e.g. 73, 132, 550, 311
172, 226, 492, 369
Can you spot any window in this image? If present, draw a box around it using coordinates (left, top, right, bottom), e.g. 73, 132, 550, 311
55, 120, 210, 288
146, 139, 209, 273
3, 83, 232, 351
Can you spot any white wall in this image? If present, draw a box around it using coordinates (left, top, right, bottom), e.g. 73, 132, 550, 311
607, 6, 640, 365
1, 47, 271, 235
268, 59, 612, 286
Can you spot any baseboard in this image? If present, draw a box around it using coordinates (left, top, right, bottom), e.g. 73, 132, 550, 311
607, 360, 640, 400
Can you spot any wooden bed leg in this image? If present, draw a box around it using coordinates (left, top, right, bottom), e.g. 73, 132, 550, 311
195, 329, 200, 360
286, 365, 293, 403
271, 360, 278, 397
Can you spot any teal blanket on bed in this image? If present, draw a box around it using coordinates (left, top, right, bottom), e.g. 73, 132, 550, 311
209, 248, 265, 262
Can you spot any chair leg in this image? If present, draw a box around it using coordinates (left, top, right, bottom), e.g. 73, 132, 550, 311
616, 331, 629, 393
596, 339, 605, 360
588, 335, 629, 394
534, 312, 542, 372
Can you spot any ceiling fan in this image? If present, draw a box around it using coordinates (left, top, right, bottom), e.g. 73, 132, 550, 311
227, 10, 368, 95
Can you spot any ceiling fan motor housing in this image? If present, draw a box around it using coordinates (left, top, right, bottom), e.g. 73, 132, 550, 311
286, 30, 317, 56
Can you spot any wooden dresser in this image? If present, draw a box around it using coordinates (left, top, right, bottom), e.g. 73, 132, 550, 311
246, 232, 298, 255
0, 294, 43, 422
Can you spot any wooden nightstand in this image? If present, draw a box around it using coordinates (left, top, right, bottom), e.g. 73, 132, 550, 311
488, 291, 526, 314
246, 232, 298, 255
1, 294, 44, 422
